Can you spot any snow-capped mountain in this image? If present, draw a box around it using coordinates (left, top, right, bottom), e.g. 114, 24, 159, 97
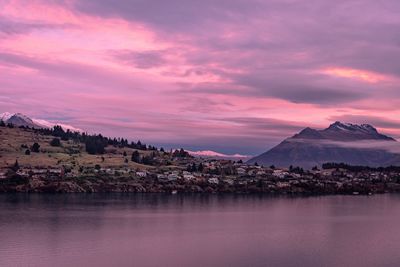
0, 112, 81, 132
187, 150, 250, 160
0, 112, 13, 122
248, 122, 400, 168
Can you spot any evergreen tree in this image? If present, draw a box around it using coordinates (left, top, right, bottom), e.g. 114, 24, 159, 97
198, 162, 204, 172
12, 160, 19, 171
32, 143, 40, 153
50, 138, 61, 147
131, 151, 141, 163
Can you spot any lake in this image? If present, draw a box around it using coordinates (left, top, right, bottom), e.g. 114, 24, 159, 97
1, 194, 400, 267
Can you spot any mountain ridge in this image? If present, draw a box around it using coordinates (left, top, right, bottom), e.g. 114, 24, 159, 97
0, 112, 81, 132
248, 122, 400, 168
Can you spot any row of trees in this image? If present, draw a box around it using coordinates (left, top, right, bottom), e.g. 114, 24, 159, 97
322, 162, 400, 172
187, 162, 204, 172
130, 151, 157, 165
32, 125, 158, 155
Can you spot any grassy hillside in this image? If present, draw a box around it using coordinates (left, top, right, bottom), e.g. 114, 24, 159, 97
0, 126, 153, 171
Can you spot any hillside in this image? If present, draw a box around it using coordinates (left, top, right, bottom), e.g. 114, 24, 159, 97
0, 126, 155, 171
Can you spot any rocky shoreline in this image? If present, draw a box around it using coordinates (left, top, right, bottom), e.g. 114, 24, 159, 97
1, 173, 399, 195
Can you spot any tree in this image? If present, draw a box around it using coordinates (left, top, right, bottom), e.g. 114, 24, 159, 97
32, 143, 40, 153
198, 162, 204, 172
12, 160, 19, 171
25, 149, 31, 155
0, 120, 5, 127
172, 148, 190, 158
187, 163, 197, 172
270, 165, 275, 169
131, 151, 141, 163
50, 138, 61, 147
123, 151, 127, 157
85, 137, 106, 155
141, 155, 153, 165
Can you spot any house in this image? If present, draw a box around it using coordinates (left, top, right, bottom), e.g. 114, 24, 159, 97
49, 169, 62, 175
208, 177, 219, 184
276, 182, 290, 188
223, 178, 234, 185
136, 171, 147, 178
237, 168, 246, 175
168, 174, 180, 181
183, 174, 195, 181
273, 170, 288, 179
157, 174, 168, 181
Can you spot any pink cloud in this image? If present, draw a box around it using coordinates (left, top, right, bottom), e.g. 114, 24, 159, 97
1, 0, 400, 155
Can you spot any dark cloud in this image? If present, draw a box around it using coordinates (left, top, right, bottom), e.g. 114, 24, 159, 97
0, 16, 74, 36
112, 50, 167, 69
232, 72, 369, 104
60, 0, 400, 106
70, 0, 264, 32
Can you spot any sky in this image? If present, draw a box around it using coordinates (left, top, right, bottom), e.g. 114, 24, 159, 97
1, 0, 400, 155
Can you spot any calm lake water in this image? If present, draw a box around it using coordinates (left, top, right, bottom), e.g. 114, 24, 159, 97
1, 194, 400, 267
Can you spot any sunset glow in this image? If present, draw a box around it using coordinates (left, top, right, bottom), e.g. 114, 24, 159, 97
1, 0, 400, 155
322, 68, 388, 83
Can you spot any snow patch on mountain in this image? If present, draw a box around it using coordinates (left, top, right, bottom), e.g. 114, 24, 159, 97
33, 119, 82, 132
0, 112, 81, 132
188, 150, 250, 160
0, 112, 13, 122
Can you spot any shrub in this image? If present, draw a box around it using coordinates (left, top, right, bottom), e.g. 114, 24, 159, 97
50, 138, 61, 147
31, 143, 40, 153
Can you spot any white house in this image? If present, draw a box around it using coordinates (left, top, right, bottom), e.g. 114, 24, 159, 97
237, 168, 246, 175
183, 174, 195, 181
136, 171, 147, 178
208, 177, 219, 184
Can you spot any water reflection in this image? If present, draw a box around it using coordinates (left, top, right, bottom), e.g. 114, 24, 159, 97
0, 194, 400, 267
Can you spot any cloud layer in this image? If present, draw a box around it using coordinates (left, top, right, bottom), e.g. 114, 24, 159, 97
1, 0, 400, 154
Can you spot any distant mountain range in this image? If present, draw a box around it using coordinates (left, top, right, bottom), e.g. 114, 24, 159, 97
187, 150, 250, 160
248, 122, 400, 168
0, 112, 81, 132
